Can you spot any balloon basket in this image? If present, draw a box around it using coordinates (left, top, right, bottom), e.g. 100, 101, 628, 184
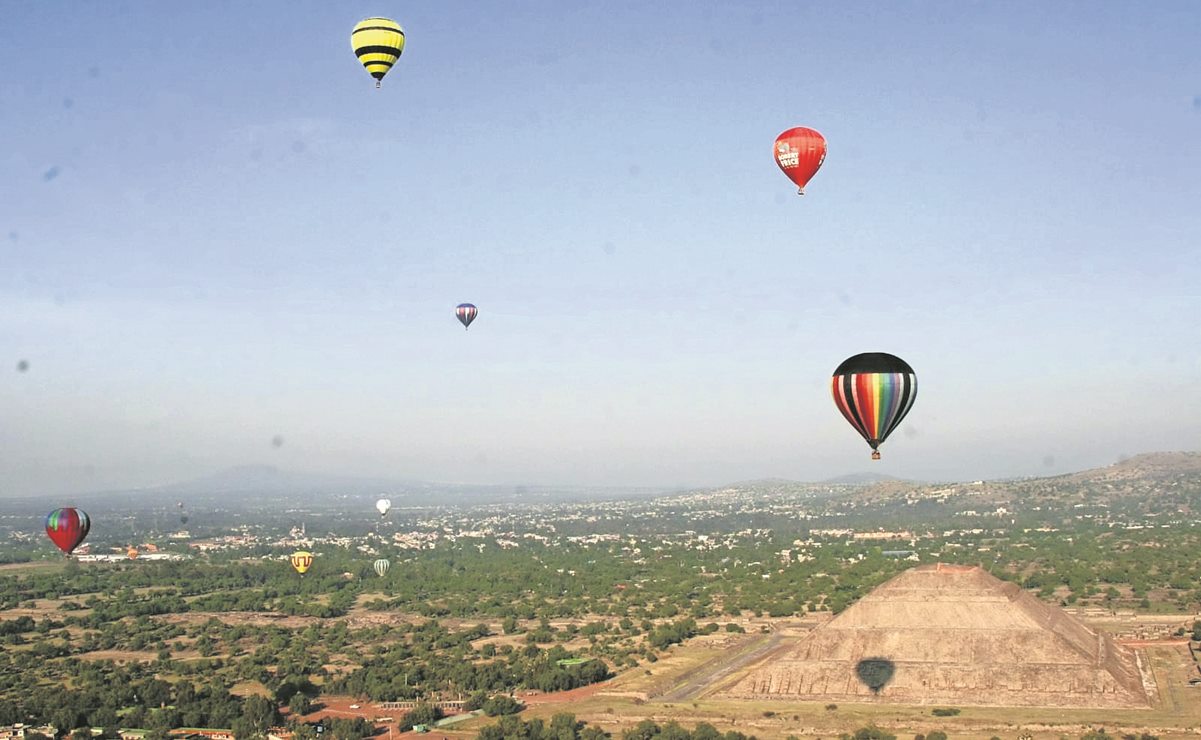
871, 451, 881, 460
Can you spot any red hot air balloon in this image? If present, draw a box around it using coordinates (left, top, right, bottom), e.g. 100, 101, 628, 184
774, 127, 827, 195
45, 507, 91, 555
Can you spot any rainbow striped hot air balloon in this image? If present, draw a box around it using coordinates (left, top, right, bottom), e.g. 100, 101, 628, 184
45, 508, 91, 555
831, 353, 917, 460
290, 551, 314, 575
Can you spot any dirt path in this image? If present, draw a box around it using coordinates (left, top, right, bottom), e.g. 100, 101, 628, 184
523, 682, 612, 705
657, 633, 784, 702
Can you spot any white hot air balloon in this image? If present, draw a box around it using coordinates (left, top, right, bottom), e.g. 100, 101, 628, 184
374, 559, 390, 577
375, 498, 392, 518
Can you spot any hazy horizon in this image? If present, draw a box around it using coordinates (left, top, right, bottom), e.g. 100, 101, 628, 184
3, 3, 1200, 497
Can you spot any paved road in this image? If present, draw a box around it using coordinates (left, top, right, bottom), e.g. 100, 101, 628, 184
657, 633, 785, 702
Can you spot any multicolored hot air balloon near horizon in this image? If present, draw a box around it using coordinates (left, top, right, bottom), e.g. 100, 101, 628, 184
374, 558, 390, 577
456, 303, 478, 330
290, 551, 314, 575
45, 507, 90, 555
831, 352, 917, 460
351, 17, 405, 88
774, 127, 827, 195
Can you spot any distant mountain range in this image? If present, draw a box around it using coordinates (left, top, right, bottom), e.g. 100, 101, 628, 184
820, 472, 906, 485
49, 451, 1201, 508
58, 464, 672, 507
147, 464, 423, 496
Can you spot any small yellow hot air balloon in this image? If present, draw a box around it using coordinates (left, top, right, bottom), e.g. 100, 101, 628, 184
351, 17, 405, 88
290, 551, 314, 575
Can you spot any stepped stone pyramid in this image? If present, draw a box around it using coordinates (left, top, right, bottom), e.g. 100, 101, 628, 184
719, 563, 1152, 708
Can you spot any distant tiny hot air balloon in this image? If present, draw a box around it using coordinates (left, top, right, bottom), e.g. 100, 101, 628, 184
376, 498, 392, 517
45, 508, 90, 555
290, 551, 314, 575
831, 352, 917, 460
774, 127, 827, 195
351, 17, 405, 89
456, 303, 477, 330
127, 547, 139, 560
374, 558, 390, 577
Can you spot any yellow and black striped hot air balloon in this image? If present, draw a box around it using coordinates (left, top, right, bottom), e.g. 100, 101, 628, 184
351, 17, 405, 88
290, 551, 314, 575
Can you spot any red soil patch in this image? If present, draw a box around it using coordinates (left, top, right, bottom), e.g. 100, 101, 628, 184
295, 695, 402, 734
520, 681, 611, 705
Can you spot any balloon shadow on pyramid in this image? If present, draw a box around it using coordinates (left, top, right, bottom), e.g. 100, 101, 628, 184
855, 657, 896, 694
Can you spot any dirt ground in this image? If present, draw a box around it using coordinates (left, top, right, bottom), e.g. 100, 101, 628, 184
0, 561, 66, 574
76, 649, 159, 663
543, 640, 1201, 740
156, 611, 323, 629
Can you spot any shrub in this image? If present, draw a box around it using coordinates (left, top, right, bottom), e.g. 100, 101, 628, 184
482, 695, 523, 717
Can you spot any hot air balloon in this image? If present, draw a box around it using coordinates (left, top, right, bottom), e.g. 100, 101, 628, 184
351, 17, 405, 89
290, 551, 314, 575
180, 514, 189, 526
45, 508, 90, 555
374, 558, 390, 577
127, 547, 139, 560
376, 498, 392, 518
831, 352, 917, 460
456, 303, 477, 330
774, 127, 826, 195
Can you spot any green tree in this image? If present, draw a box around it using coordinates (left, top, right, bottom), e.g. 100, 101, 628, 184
483, 695, 523, 716
401, 702, 443, 731
288, 691, 312, 716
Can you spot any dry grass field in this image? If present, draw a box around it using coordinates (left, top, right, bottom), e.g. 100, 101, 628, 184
515, 640, 1201, 740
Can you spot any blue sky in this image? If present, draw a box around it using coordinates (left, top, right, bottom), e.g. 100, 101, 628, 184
2, 2, 1199, 496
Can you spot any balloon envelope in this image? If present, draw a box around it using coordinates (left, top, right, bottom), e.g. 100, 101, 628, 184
774, 127, 827, 194
290, 551, 314, 575
351, 17, 405, 87
45, 508, 90, 554
374, 558, 390, 577
376, 498, 392, 517
456, 303, 477, 329
831, 352, 917, 459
